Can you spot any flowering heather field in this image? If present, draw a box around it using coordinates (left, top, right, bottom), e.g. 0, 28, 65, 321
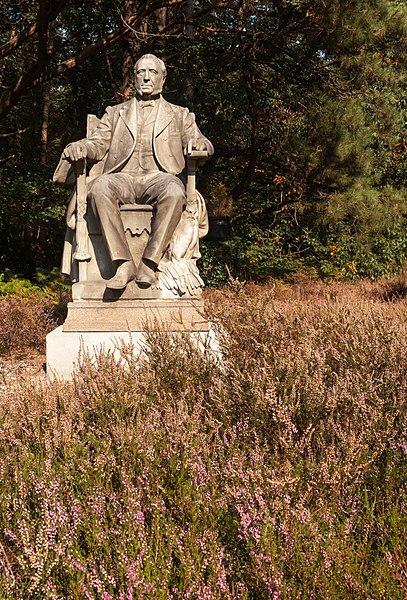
0, 279, 406, 599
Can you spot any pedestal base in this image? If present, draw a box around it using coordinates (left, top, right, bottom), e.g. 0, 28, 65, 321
46, 326, 219, 381
46, 299, 219, 380
62, 299, 208, 332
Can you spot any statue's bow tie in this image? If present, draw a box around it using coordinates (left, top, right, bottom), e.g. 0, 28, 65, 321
139, 100, 156, 108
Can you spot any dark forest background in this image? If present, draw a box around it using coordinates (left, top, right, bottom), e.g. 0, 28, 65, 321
0, 0, 406, 284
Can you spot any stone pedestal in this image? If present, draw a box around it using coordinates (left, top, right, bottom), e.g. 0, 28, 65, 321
46, 299, 217, 380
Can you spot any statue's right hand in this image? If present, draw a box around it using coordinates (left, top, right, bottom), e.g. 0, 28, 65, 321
63, 142, 88, 162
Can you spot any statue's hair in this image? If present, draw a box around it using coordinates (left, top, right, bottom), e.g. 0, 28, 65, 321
134, 54, 167, 79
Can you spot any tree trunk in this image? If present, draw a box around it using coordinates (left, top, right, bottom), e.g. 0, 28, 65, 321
40, 83, 51, 164
230, 69, 259, 203
40, 22, 55, 165
183, 0, 194, 104
154, 7, 167, 32
121, 0, 143, 99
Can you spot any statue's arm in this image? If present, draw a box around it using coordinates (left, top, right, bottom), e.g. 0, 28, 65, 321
53, 107, 115, 184
82, 107, 115, 161
182, 109, 214, 157
60, 106, 115, 164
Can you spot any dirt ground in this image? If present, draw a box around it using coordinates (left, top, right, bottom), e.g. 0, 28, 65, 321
0, 352, 47, 392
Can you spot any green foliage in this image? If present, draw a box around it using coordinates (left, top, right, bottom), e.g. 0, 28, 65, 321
0, 270, 43, 297
218, 216, 407, 283
202, 187, 407, 284
0, 268, 71, 298
198, 242, 230, 287
0, 0, 406, 280
299, 221, 407, 280
0, 165, 67, 276
224, 221, 299, 281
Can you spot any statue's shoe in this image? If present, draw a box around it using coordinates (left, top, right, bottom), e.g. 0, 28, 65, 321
135, 259, 157, 287
106, 261, 137, 289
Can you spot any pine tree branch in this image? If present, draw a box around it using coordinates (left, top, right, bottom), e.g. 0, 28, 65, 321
0, 0, 237, 122
0, 127, 30, 137
0, 0, 68, 60
0, 0, 183, 121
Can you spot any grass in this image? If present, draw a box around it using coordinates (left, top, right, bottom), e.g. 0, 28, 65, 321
0, 276, 406, 599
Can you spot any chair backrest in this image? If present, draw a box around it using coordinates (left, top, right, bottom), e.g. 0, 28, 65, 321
87, 114, 106, 180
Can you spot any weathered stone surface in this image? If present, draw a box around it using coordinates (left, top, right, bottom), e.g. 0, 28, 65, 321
54, 54, 213, 298
46, 328, 145, 380
46, 325, 219, 381
62, 299, 209, 332
48, 54, 217, 380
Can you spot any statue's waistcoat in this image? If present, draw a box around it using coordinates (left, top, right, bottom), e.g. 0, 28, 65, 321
122, 103, 160, 174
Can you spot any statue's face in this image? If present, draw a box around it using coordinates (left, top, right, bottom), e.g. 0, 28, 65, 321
135, 57, 165, 97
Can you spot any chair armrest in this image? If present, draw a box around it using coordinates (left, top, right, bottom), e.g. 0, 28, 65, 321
186, 152, 208, 208
187, 150, 210, 160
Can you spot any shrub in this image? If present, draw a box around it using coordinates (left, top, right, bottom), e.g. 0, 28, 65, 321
202, 213, 407, 285
0, 295, 59, 355
0, 280, 406, 598
0, 268, 71, 299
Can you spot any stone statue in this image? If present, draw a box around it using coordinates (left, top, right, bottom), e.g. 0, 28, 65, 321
53, 53, 213, 296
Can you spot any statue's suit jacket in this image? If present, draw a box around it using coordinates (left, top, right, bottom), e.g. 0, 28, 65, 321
53, 96, 214, 184
54, 96, 213, 277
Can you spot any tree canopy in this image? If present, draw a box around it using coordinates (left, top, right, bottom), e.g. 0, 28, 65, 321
0, 0, 406, 280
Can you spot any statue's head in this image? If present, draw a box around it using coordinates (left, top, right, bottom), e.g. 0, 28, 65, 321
134, 54, 167, 98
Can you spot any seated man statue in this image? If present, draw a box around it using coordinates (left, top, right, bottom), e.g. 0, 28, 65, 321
55, 53, 213, 289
